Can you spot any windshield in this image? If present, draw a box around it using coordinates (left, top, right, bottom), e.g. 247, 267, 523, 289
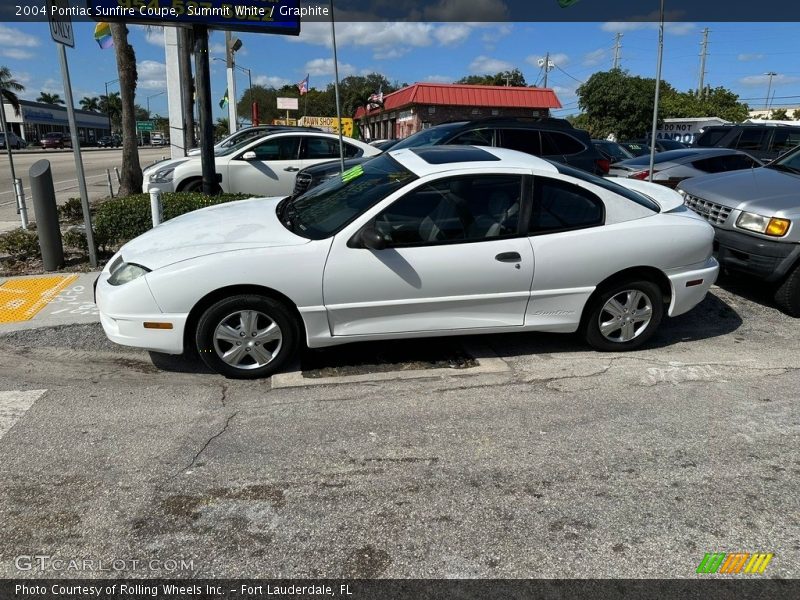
391, 122, 466, 150
285, 154, 417, 240
768, 145, 800, 174
215, 136, 263, 157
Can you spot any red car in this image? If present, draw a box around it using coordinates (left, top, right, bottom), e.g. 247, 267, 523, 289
41, 132, 71, 149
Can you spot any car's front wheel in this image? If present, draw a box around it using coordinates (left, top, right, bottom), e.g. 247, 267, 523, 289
583, 280, 663, 351
774, 262, 800, 317
195, 294, 299, 379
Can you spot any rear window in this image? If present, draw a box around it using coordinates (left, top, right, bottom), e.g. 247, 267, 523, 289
695, 128, 729, 147
553, 162, 660, 212
771, 128, 800, 154
499, 129, 541, 156
735, 128, 768, 151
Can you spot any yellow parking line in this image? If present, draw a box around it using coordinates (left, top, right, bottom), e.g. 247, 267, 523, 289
0, 275, 78, 323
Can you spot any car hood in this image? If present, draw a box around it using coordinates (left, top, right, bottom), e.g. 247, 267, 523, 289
118, 197, 308, 270
610, 178, 685, 212
678, 167, 800, 215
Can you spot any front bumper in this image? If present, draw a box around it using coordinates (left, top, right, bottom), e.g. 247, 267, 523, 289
95, 271, 187, 354
666, 257, 719, 317
713, 227, 799, 282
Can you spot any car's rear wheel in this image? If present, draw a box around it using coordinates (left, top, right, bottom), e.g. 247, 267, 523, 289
774, 263, 800, 317
583, 280, 663, 351
195, 294, 299, 379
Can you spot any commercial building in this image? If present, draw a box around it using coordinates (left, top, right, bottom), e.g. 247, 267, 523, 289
354, 82, 562, 140
1, 99, 111, 145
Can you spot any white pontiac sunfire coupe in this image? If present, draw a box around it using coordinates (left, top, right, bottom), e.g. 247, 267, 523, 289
96, 146, 719, 379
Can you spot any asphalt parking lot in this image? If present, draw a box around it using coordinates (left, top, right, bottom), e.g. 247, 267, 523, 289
0, 276, 797, 579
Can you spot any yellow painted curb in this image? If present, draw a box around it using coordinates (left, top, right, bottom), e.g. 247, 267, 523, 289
0, 275, 79, 323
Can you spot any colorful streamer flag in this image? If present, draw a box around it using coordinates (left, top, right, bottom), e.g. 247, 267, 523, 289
297, 74, 309, 96
219, 88, 229, 109
94, 22, 113, 49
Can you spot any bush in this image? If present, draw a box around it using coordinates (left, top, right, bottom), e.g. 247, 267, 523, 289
62, 227, 88, 253
0, 228, 40, 259
58, 197, 85, 224
94, 192, 253, 247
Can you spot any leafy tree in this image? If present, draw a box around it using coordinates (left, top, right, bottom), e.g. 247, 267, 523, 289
457, 69, 527, 87
769, 108, 789, 120
37, 92, 65, 105
661, 86, 749, 123
214, 117, 229, 139
79, 96, 101, 112
793, 108, 800, 120
237, 84, 279, 125
99, 91, 122, 130
0, 66, 25, 116
110, 23, 142, 196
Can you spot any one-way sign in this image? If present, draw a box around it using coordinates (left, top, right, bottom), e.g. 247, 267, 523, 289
47, 0, 74, 47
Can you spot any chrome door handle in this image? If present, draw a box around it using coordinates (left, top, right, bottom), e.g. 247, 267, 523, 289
495, 252, 521, 263
284, 167, 300, 172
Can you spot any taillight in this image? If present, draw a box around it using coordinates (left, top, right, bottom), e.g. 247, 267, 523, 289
629, 170, 652, 180
595, 158, 610, 174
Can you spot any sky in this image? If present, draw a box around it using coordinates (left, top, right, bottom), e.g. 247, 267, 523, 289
1, 20, 799, 121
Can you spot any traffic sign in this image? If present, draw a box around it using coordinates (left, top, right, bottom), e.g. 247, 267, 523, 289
47, 0, 74, 47
136, 121, 156, 132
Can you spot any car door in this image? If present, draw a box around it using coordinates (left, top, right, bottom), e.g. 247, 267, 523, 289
224, 135, 303, 196
323, 172, 534, 336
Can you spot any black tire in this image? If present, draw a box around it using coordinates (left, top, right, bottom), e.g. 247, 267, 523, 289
180, 178, 203, 193
774, 263, 800, 317
195, 294, 299, 379
583, 279, 664, 351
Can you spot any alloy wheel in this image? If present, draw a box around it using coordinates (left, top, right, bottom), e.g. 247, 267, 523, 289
598, 289, 653, 343
212, 310, 283, 370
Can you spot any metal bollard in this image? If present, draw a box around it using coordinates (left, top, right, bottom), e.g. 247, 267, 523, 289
29, 160, 64, 271
114, 166, 121, 184
149, 188, 163, 227
106, 169, 115, 198
14, 178, 28, 230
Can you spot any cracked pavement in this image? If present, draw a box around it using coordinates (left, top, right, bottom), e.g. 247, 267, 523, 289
0, 278, 798, 578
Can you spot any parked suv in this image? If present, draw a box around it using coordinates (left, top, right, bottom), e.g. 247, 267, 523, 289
293, 117, 606, 196
694, 124, 800, 162
678, 143, 800, 315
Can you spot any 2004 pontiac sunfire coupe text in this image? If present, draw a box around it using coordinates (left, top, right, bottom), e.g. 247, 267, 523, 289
96, 146, 718, 379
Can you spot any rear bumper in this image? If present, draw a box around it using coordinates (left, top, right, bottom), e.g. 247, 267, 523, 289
713, 227, 799, 282
666, 257, 719, 317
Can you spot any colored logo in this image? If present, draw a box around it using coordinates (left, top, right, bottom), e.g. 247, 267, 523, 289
696, 552, 774, 574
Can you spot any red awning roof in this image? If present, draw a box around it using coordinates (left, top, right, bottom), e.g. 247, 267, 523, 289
354, 82, 562, 118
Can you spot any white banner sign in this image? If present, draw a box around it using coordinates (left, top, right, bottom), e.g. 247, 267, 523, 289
277, 97, 299, 110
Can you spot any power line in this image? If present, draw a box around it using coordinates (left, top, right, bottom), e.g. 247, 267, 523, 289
554, 64, 585, 84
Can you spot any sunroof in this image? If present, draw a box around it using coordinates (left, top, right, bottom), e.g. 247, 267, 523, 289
410, 146, 501, 164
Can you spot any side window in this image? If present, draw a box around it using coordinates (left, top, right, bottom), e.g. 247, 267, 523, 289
530, 177, 604, 234
305, 137, 341, 159
450, 128, 494, 146
695, 128, 728, 147
344, 143, 362, 157
735, 129, 768, 152
770, 129, 800, 154
722, 154, 758, 171
499, 129, 541, 156
545, 131, 585, 156
691, 156, 726, 173
373, 175, 523, 246
248, 137, 300, 160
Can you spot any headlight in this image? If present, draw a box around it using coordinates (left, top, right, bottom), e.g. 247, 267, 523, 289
676, 188, 687, 200
150, 167, 175, 183
736, 212, 791, 237
107, 262, 151, 286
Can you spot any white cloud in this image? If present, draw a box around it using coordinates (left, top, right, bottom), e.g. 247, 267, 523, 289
583, 48, 608, 68
0, 24, 40, 48
469, 55, 513, 74
481, 24, 512, 44
0, 48, 35, 60
601, 19, 695, 36
137, 60, 167, 90
253, 75, 291, 89
739, 73, 800, 87
143, 26, 164, 47
209, 42, 226, 55
738, 53, 765, 62
434, 24, 472, 46
373, 47, 411, 60
526, 53, 569, 68
304, 58, 357, 77
424, 75, 454, 83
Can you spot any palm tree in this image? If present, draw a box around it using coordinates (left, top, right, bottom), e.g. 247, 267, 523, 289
99, 91, 122, 129
80, 96, 101, 112
37, 92, 65, 105
110, 23, 142, 195
0, 66, 24, 116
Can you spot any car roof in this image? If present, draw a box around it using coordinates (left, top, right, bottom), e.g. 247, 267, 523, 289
388, 145, 559, 176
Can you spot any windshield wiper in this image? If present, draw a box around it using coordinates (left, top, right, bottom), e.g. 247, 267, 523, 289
768, 162, 800, 175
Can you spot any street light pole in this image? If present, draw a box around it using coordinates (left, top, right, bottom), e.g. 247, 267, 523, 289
146, 91, 166, 116
764, 71, 778, 117
104, 78, 118, 134
330, 0, 345, 173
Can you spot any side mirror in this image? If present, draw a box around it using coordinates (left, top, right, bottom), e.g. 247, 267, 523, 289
361, 227, 387, 250
241, 151, 257, 161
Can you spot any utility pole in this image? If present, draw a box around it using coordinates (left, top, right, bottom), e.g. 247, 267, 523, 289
542, 52, 552, 88
764, 71, 778, 117
697, 28, 710, 96
503, 74, 512, 87
612, 33, 623, 70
